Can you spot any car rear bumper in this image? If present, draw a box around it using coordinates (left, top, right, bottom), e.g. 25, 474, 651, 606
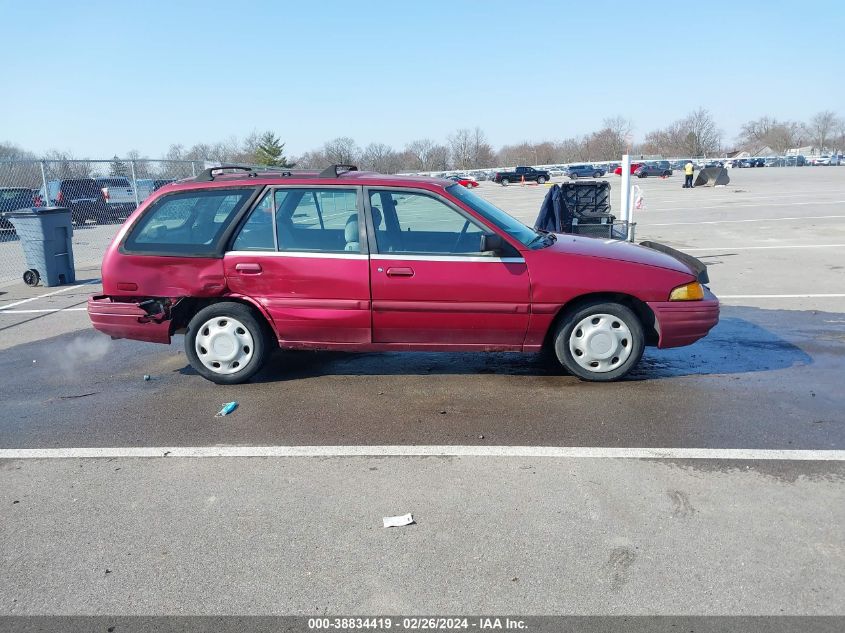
647, 288, 720, 348
87, 295, 171, 344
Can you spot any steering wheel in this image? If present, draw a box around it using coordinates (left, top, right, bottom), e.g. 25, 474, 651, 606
452, 220, 470, 253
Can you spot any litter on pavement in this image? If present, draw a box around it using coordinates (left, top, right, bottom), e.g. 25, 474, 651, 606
383, 513, 415, 528
215, 401, 239, 417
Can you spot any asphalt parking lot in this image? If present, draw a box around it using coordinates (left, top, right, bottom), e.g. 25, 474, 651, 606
1, 167, 843, 616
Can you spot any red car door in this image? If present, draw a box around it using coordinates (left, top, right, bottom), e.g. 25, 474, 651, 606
365, 188, 531, 349
224, 187, 371, 345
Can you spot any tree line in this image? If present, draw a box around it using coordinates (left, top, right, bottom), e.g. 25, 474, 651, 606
2, 109, 843, 181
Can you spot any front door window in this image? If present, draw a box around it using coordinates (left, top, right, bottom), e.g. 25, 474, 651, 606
369, 190, 486, 255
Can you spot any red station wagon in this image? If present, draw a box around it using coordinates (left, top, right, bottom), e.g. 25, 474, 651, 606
88, 165, 719, 384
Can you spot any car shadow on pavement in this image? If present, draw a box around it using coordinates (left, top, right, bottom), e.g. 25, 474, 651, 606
242, 305, 824, 383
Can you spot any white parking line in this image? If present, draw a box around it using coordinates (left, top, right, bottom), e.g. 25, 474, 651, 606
0, 280, 100, 310
685, 244, 845, 251
647, 200, 845, 212
0, 307, 88, 314
1, 446, 843, 461
718, 294, 845, 299
646, 215, 845, 226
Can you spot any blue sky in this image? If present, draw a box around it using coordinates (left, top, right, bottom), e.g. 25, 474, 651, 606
1, 0, 842, 157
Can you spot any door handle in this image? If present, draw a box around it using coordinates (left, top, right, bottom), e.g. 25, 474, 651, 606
235, 262, 262, 274
386, 267, 414, 278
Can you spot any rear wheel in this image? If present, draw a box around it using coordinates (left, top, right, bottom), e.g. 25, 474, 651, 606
553, 301, 644, 381
501, 178, 510, 186
185, 302, 271, 384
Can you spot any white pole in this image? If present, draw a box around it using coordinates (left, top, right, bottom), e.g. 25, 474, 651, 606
619, 154, 631, 232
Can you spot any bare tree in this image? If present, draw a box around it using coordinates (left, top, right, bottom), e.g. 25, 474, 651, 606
405, 139, 436, 171
428, 144, 450, 171
322, 137, 361, 165
679, 108, 721, 156
641, 108, 720, 157
295, 149, 328, 169
807, 111, 842, 152
469, 127, 495, 168
737, 116, 804, 153
587, 116, 632, 160
448, 129, 473, 169
361, 142, 403, 173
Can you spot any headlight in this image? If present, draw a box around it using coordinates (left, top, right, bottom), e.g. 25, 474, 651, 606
669, 281, 705, 301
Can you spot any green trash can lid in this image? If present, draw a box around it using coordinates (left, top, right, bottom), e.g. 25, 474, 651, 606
5, 206, 71, 217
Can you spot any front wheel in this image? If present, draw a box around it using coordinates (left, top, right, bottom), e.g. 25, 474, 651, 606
185, 302, 271, 384
537, 176, 546, 184
593, 171, 601, 178
553, 301, 644, 381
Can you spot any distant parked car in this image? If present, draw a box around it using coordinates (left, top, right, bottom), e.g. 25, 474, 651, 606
635, 163, 672, 178
39, 178, 109, 225
492, 166, 550, 186
614, 163, 642, 176
136, 178, 176, 201
0, 187, 39, 231
445, 175, 479, 188
566, 164, 605, 179
95, 176, 137, 222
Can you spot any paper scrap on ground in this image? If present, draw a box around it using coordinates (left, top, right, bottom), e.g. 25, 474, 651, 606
383, 513, 415, 528
215, 401, 238, 417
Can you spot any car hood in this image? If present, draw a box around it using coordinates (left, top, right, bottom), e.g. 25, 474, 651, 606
539, 234, 695, 275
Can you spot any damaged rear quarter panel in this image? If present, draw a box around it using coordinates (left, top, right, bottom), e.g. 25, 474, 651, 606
100, 253, 227, 297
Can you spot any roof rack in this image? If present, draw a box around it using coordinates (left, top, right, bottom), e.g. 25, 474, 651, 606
318, 164, 358, 178
195, 165, 259, 182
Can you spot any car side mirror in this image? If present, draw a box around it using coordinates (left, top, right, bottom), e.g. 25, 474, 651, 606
480, 233, 505, 254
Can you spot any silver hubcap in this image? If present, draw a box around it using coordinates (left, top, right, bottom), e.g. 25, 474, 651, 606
569, 313, 633, 373
195, 316, 255, 375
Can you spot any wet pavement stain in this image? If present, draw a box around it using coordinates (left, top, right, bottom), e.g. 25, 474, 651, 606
666, 490, 696, 518
603, 546, 637, 589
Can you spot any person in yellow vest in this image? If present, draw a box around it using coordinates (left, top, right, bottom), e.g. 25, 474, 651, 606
683, 161, 695, 188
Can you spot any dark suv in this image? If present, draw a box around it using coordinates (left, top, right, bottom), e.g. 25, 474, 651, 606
0, 187, 38, 231
566, 164, 605, 179
40, 179, 109, 225
635, 163, 673, 178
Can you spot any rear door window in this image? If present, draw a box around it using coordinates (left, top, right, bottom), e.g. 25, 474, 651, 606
275, 188, 360, 253
124, 188, 256, 255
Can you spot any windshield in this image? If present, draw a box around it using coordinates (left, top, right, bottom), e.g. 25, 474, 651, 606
446, 184, 540, 247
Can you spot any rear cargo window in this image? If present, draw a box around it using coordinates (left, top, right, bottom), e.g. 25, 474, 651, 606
97, 178, 131, 187
124, 188, 255, 255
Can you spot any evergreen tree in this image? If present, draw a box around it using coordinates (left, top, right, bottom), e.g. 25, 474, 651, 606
109, 155, 128, 177
254, 132, 295, 168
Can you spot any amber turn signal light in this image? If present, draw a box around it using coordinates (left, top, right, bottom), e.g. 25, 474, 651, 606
669, 281, 705, 301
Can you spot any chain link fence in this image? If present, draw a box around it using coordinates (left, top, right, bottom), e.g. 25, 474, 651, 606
0, 159, 203, 285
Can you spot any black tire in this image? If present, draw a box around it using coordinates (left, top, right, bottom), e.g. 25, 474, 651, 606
638, 172, 646, 178
570, 173, 578, 179
537, 176, 546, 184
23, 269, 40, 287
552, 301, 645, 382
593, 171, 601, 178
184, 301, 272, 385
663, 171, 671, 177
501, 178, 510, 186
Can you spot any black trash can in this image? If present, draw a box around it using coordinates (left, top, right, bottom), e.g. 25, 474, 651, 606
6, 206, 76, 287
